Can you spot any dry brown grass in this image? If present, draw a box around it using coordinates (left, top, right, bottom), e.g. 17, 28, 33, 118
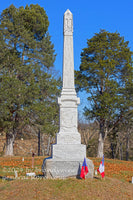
0, 156, 133, 200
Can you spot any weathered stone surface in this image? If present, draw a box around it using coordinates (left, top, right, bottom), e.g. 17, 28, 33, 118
56, 132, 81, 144
52, 144, 86, 160
42, 158, 94, 179
58, 95, 80, 141
63, 9, 74, 89
42, 9, 94, 179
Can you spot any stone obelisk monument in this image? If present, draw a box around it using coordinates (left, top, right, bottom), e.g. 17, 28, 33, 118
42, 9, 94, 178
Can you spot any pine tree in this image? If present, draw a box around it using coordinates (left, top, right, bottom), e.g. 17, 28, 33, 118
0, 4, 60, 155
76, 30, 133, 157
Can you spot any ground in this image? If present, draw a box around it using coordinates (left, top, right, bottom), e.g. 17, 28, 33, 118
0, 157, 133, 200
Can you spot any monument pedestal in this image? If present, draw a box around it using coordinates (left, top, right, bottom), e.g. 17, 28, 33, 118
42, 9, 94, 179
42, 141, 94, 178
42, 158, 94, 179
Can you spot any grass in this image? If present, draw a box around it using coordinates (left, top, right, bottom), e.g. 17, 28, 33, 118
0, 156, 133, 200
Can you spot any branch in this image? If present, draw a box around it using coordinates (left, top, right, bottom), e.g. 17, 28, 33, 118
105, 114, 123, 139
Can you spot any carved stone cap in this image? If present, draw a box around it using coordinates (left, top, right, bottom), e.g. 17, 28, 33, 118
63, 9, 73, 35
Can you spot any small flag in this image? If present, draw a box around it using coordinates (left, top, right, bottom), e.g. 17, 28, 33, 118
97, 155, 105, 178
80, 158, 89, 179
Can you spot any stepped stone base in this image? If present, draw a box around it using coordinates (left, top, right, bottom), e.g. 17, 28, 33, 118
42, 158, 94, 179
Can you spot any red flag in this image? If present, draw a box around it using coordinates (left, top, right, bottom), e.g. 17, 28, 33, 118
80, 158, 89, 179
97, 155, 105, 178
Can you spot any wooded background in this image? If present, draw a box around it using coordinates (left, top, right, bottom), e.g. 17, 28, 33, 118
0, 4, 133, 159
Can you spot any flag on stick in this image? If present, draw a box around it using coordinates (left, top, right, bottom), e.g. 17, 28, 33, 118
97, 155, 105, 178
80, 158, 89, 179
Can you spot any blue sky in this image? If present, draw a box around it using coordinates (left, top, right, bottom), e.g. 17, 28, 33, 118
1, 0, 133, 121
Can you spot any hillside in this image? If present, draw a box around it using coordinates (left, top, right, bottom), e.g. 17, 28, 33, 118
0, 156, 133, 200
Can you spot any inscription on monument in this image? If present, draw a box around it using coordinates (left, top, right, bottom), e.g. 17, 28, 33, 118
60, 108, 77, 132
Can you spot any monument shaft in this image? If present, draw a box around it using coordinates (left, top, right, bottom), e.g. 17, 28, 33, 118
42, 10, 94, 178
63, 35, 74, 89
63, 9, 74, 89
58, 9, 80, 144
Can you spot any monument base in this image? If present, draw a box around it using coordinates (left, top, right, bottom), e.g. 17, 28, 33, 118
42, 158, 94, 179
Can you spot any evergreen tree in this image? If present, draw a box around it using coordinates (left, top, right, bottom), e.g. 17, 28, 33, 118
0, 4, 60, 155
76, 30, 133, 157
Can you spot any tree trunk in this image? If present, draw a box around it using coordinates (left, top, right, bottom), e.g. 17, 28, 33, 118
38, 129, 41, 156
46, 136, 51, 156
41, 134, 45, 156
119, 143, 123, 160
5, 132, 15, 156
111, 143, 115, 159
97, 132, 104, 157
97, 121, 105, 158
126, 132, 130, 161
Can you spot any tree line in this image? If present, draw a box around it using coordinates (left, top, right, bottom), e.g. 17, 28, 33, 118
0, 4, 133, 158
